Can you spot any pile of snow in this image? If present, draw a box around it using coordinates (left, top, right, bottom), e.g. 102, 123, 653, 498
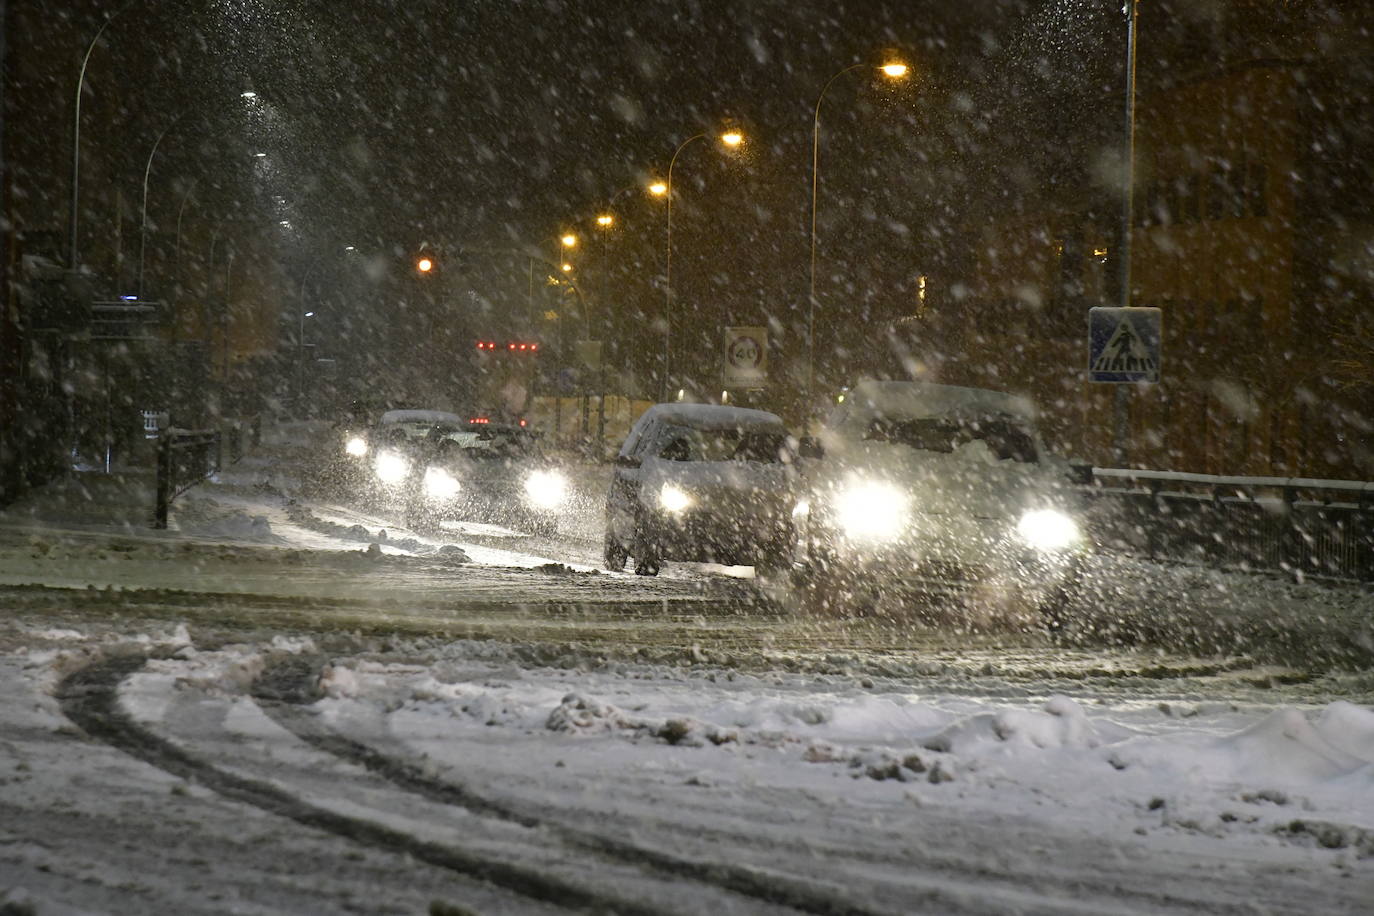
178, 510, 276, 542
303, 649, 1374, 857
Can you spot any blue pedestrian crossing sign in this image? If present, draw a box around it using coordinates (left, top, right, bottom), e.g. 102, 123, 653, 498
1089, 307, 1161, 383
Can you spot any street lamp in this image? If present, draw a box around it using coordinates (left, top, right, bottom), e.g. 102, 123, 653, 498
661, 129, 746, 400
296, 245, 360, 413
806, 59, 909, 415
137, 97, 265, 301
68, 2, 136, 269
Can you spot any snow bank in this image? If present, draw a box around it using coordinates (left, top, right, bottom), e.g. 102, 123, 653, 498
312, 650, 1374, 855
179, 510, 276, 541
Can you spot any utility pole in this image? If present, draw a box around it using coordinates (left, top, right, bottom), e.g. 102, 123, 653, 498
1113, 0, 1141, 467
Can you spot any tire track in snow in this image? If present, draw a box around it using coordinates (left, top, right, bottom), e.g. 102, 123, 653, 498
250, 654, 1291, 916
253, 653, 891, 916
55, 652, 691, 916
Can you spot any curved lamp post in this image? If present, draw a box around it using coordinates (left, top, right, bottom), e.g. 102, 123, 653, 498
662, 130, 743, 400
806, 60, 908, 413
135, 114, 188, 300
68, 2, 137, 269
137, 94, 264, 300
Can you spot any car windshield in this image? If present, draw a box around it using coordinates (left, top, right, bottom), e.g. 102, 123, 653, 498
864, 415, 1038, 463
658, 426, 788, 463
380, 420, 463, 440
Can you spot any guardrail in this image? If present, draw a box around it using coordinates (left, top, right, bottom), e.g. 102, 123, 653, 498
1078, 468, 1374, 583
153, 429, 221, 529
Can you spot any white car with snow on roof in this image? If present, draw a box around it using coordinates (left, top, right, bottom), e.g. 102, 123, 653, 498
604, 404, 799, 576
794, 380, 1088, 623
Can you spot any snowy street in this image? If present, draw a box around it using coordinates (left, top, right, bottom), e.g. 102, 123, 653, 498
6, 2, 1374, 912
1, 425, 1372, 914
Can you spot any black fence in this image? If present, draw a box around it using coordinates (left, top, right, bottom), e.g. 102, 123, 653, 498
153, 429, 221, 529
1080, 469, 1374, 583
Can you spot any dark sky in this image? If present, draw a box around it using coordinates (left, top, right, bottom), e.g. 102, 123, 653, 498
116, 0, 1123, 256
32, 0, 1364, 345
32, 0, 1366, 268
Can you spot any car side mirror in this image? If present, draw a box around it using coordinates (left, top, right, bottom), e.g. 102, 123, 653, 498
615, 454, 641, 469
798, 437, 824, 460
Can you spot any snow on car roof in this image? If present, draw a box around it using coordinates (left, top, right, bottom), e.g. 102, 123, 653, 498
636, 403, 788, 432
619, 403, 789, 457
837, 380, 1037, 423
378, 409, 465, 426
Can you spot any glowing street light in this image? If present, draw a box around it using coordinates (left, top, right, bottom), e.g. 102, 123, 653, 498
240, 91, 258, 99
560, 233, 578, 248
648, 181, 668, 196
416, 256, 434, 273
561, 263, 573, 273
596, 214, 614, 227
660, 128, 747, 398
807, 59, 909, 412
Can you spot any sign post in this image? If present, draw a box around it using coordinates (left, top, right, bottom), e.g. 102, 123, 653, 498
1089, 306, 1161, 467
1089, 306, 1161, 383
723, 326, 767, 390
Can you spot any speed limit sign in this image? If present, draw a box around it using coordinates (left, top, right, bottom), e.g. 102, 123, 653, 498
723, 326, 767, 388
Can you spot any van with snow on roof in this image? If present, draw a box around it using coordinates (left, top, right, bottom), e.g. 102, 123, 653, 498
605, 404, 799, 577
793, 380, 1088, 625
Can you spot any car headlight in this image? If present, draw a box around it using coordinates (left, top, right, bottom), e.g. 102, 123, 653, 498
659, 483, 692, 513
524, 470, 567, 509
373, 450, 410, 485
832, 480, 908, 541
1016, 509, 1082, 552
423, 466, 461, 500
345, 436, 369, 457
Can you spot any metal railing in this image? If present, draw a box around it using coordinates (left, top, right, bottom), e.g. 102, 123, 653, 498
1079, 468, 1374, 583
153, 429, 221, 529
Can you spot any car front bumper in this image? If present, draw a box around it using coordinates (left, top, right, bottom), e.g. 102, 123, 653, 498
641, 509, 792, 565
800, 534, 1085, 599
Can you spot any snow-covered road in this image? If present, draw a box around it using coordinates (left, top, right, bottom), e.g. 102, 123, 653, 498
2, 422, 1372, 913
3, 622, 1371, 915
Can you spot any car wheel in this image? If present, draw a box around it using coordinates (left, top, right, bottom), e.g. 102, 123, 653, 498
632, 525, 661, 576
604, 533, 628, 572
1034, 554, 1086, 632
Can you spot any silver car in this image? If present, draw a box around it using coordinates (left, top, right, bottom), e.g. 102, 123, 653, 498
604, 404, 798, 576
